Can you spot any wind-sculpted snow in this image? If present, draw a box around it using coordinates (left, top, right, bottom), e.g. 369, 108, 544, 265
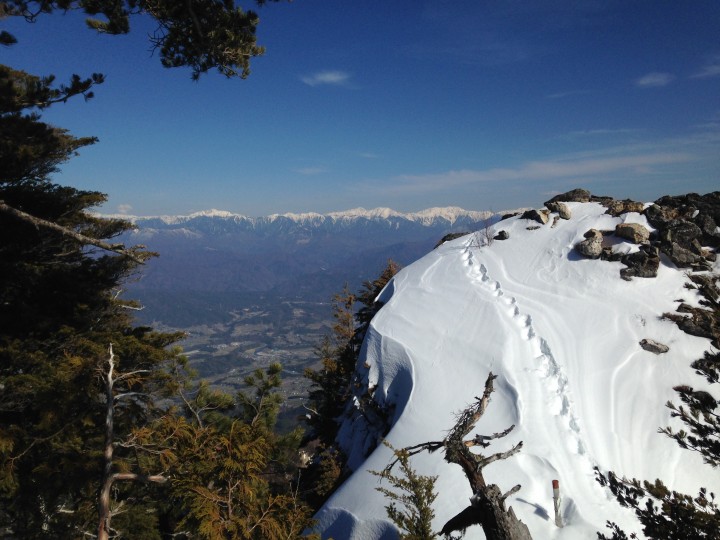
315, 202, 718, 539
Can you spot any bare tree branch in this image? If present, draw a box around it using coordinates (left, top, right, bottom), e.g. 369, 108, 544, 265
0, 200, 148, 264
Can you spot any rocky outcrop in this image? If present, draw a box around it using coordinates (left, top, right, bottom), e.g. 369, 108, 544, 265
575, 229, 604, 259
494, 230, 509, 241
615, 223, 650, 244
640, 339, 669, 354
620, 245, 660, 280
604, 199, 645, 216
643, 192, 720, 270
545, 188, 591, 204
435, 232, 470, 248
521, 209, 550, 225
663, 304, 720, 348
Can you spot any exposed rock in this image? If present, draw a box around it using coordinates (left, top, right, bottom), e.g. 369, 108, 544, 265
660, 220, 702, 246
640, 339, 669, 354
526, 225, 540, 231
551, 215, 560, 228
604, 199, 645, 216
545, 188, 591, 205
695, 213, 720, 248
575, 229, 603, 259
688, 274, 720, 307
644, 204, 680, 228
494, 230, 509, 241
664, 304, 719, 348
501, 212, 521, 221
654, 192, 720, 223
643, 193, 720, 268
546, 201, 572, 219
620, 245, 660, 280
667, 242, 703, 268
435, 232, 470, 248
520, 209, 550, 225
615, 223, 650, 244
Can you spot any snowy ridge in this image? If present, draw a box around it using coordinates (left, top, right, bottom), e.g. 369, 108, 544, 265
102, 206, 496, 226
315, 201, 718, 539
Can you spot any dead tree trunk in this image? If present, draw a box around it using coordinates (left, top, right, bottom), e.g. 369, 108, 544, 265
389, 372, 532, 539
97, 344, 166, 540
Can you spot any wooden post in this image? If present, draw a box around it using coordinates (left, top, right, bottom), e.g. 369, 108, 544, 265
552, 479, 563, 528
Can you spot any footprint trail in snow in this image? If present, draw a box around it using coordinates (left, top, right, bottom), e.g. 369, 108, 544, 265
461, 245, 594, 465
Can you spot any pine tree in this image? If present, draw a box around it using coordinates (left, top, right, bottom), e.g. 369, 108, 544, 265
372, 442, 438, 540
2, 1, 283, 80
147, 364, 316, 539
0, 65, 184, 537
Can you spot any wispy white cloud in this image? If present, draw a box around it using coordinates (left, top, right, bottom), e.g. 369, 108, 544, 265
559, 128, 643, 139
545, 90, 590, 100
300, 70, 351, 87
635, 72, 675, 87
117, 204, 133, 214
690, 54, 720, 79
376, 152, 693, 195
357, 152, 380, 159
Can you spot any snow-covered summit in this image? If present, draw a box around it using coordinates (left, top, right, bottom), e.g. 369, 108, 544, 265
104, 206, 495, 227
315, 197, 719, 539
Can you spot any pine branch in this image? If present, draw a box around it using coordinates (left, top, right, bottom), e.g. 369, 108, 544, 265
0, 200, 148, 263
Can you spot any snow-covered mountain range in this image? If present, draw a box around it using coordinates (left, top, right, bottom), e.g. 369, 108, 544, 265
314, 192, 719, 539
117, 207, 504, 311
113, 206, 496, 228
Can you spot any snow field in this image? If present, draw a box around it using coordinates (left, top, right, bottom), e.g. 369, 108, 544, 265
316, 202, 717, 539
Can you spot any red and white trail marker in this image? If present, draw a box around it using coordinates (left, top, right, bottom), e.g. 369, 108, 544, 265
552, 479, 563, 528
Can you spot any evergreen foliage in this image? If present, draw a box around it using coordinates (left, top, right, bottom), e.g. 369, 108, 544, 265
302, 261, 400, 508
2, 0, 284, 80
304, 260, 400, 446
0, 2, 313, 536
148, 364, 315, 539
0, 62, 185, 537
371, 442, 438, 540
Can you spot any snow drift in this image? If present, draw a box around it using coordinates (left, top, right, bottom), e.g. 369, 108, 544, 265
314, 200, 718, 539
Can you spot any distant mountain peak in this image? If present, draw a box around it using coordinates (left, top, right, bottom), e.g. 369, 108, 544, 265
109, 206, 497, 226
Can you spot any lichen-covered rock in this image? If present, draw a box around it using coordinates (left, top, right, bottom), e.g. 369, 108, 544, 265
660, 220, 703, 246
640, 339, 669, 354
546, 201, 572, 220
605, 199, 645, 216
575, 229, 603, 259
615, 223, 650, 244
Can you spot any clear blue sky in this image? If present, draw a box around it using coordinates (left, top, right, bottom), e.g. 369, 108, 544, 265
4, 1, 719, 216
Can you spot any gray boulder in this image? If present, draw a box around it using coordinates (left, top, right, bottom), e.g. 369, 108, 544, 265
640, 339, 669, 354
546, 201, 572, 220
575, 229, 604, 259
494, 230, 509, 241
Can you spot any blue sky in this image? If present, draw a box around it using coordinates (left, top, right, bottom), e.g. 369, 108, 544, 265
4, 1, 719, 216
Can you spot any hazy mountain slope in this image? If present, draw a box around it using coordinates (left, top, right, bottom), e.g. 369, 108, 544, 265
315, 200, 718, 539
117, 207, 499, 321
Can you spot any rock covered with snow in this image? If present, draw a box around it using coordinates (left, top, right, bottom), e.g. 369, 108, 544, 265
314, 194, 719, 539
